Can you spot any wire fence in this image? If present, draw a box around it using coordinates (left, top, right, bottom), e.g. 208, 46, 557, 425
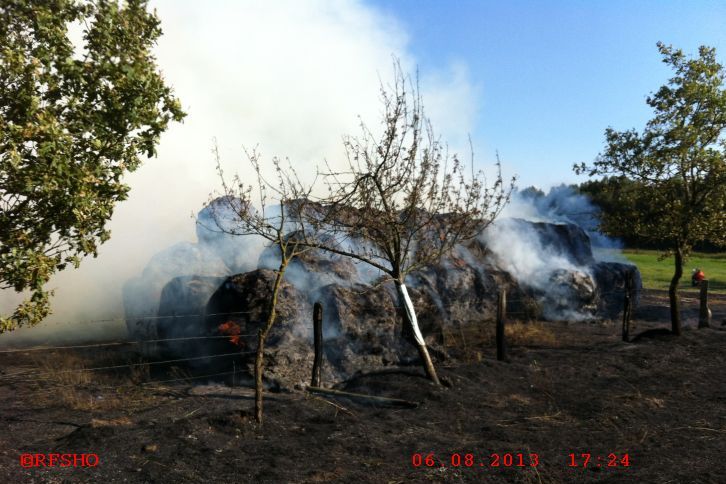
0, 349, 256, 385
0, 287, 638, 351
0, 286, 647, 353
30, 309, 260, 328
0, 334, 258, 354
0, 283, 677, 388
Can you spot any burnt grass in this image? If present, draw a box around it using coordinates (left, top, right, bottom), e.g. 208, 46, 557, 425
1, 289, 725, 483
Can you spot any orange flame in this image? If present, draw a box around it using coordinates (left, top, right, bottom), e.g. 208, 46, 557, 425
452, 256, 467, 268
218, 321, 243, 347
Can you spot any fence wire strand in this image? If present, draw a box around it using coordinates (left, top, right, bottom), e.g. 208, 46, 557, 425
0, 286, 646, 355
0, 334, 258, 354
0, 350, 255, 384
0, 281, 695, 389
142, 369, 245, 386
35, 309, 259, 328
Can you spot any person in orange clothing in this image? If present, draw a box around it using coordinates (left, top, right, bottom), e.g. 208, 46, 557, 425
691, 268, 705, 286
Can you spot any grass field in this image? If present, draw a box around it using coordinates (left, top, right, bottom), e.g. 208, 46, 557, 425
622, 249, 726, 293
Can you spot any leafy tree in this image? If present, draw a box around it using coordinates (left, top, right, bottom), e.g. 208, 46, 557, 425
0, 0, 185, 331
577, 176, 648, 247
577, 177, 725, 251
576, 42, 726, 335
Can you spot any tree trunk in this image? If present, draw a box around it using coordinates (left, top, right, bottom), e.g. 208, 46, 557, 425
496, 289, 507, 361
395, 281, 441, 385
669, 245, 683, 336
255, 263, 287, 424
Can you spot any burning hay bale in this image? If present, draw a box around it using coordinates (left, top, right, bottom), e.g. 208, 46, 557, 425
257, 242, 364, 289
525, 220, 596, 266
205, 269, 311, 348
203, 270, 316, 386
482, 218, 641, 321
196, 196, 264, 274
122, 243, 229, 342
123, 198, 261, 341
538, 269, 598, 320
593, 262, 642, 317
408, 243, 510, 331
123, 196, 642, 388
155, 275, 226, 357
314, 282, 420, 377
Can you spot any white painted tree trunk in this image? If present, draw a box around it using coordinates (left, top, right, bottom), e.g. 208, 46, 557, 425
396, 282, 425, 346
395, 281, 440, 384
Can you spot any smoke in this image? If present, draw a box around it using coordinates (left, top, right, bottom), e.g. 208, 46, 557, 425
0, 0, 478, 346
502, 184, 624, 254
484, 219, 588, 287
481, 185, 625, 320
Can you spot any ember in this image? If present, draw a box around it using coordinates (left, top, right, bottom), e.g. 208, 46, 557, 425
218, 321, 243, 347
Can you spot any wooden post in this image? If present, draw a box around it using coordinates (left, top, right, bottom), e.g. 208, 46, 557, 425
311, 302, 323, 387
698, 280, 711, 329
622, 273, 632, 342
496, 289, 507, 361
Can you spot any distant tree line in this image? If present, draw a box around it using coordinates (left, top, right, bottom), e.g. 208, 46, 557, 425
517, 179, 724, 252
577, 178, 724, 252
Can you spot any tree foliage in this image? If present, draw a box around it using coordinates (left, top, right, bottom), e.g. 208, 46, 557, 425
577, 176, 725, 251
577, 176, 650, 246
575, 42, 726, 334
0, 0, 185, 331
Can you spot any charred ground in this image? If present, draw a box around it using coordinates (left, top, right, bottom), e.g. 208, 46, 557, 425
1, 290, 724, 484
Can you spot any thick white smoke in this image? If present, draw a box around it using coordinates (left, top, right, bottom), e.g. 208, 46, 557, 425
483, 218, 587, 289
501, 185, 623, 253
481, 186, 625, 320
0, 0, 478, 346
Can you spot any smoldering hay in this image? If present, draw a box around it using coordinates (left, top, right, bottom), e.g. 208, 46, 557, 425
119, 190, 640, 389
0, 0, 481, 346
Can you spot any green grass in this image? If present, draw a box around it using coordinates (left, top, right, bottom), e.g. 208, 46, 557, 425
622, 249, 726, 294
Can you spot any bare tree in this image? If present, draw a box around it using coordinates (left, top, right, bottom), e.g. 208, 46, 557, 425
207, 145, 315, 424
305, 62, 515, 384
208, 61, 513, 412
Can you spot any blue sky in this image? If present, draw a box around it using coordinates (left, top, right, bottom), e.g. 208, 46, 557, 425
369, 0, 726, 188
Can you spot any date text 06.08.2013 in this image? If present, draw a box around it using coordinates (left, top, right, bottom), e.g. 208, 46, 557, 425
411, 452, 539, 469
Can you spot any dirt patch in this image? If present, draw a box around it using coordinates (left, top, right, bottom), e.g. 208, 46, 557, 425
0, 290, 724, 483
